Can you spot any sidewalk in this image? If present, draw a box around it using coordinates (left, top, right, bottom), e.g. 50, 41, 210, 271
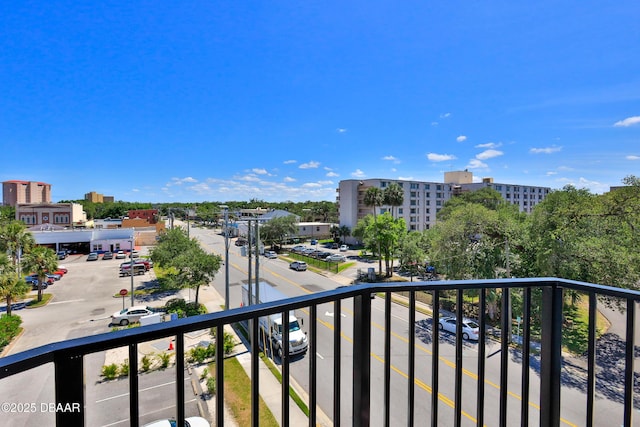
196, 285, 324, 427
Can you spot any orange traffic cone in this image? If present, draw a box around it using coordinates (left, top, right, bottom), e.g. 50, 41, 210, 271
168, 341, 174, 351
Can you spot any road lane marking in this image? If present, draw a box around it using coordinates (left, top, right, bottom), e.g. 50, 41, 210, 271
48, 299, 85, 305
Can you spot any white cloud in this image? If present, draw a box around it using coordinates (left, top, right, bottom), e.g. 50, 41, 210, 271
238, 174, 260, 182
169, 177, 198, 186
317, 180, 333, 185
456, 135, 467, 142
530, 146, 562, 154
326, 171, 339, 177
302, 182, 322, 188
546, 171, 558, 176
382, 155, 401, 164
299, 161, 320, 169
626, 155, 640, 160
427, 153, 457, 162
476, 149, 504, 160
476, 142, 502, 149
283, 176, 296, 182
466, 159, 488, 169
252, 168, 268, 175
351, 169, 366, 178
440, 113, 451, 118
614, 116, 640, 127
283, 160, 297, 164
431, 121, 439, 126
337, 128, 348, 133
398, 176, 414, 180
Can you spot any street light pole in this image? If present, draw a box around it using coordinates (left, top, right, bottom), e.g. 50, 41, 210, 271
129, 238, 134, 307
220, 205, 230, 310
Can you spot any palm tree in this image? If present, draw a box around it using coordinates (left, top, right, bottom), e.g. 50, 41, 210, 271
383, 182, 404, 219
21, 246, 58, 302
0, 263, 29, 316
0, 221, 35, 268
338, 225, 351, 243
364, 186, 384, 275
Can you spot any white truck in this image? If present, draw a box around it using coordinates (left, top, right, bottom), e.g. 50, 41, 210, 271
241, 282, 308, 359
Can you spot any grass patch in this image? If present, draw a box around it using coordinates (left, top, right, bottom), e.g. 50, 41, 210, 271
258, 353, 310, 416
209, 357, 278, 427
26, 293, 53, 308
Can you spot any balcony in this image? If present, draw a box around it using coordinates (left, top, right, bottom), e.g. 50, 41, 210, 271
0, 278, 638, 426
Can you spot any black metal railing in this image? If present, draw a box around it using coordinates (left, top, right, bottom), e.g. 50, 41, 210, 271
0, 277, 638, 427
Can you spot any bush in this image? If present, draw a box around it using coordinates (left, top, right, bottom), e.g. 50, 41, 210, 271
158, 352, 171, 369
187, 343, 215, 364
101, 363, 118, 380
206, 376, 216, 394
200, 367, 208, 380
0, 315, 22, 350
223, 332, 236, 355
120, 359, 129, 377
141, 354, 153, 372
164, 298, 206, 318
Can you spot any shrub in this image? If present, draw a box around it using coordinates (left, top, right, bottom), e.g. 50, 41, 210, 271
223, 332, 236, 355
0, 315, 22, 350
158, 352, 171, 368
206, 376, 216, 394
200, 367, 208, 380
141, 354, 153, 372
187, 343, 216, 364
120, 359, 129, 377
164, 298, 206, 318
101, 363, 118, 380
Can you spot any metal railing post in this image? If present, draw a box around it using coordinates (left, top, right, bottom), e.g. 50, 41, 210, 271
353, 293, 371, 427
540, 284, 563, 427
54, 351, 84, 426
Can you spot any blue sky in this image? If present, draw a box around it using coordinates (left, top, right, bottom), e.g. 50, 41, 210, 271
1, 1, 638, 203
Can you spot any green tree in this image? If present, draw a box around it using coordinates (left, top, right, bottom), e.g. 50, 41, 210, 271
150, 228, 221, 306
363, 186, 384, 275
21, 246, 58, 302
0, 221, 35, 267
260, 216, 298, 249
337, 225, 351, 243
0, 261, 29, 316
383, 182, 404, 219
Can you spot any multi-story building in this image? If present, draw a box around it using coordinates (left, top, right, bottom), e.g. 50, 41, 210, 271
2, 180, 51, 207
338, 171, 550, 237
84, 191, 115, 203
15, 203, 87, 228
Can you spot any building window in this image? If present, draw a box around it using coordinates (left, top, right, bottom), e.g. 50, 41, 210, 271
410, 224, 416, 230
410, 200, 416, 206
92, 244, 103, 252
424, 184, 430, 190
425, 200, 430, 206
436, 200, 442, 206
410, 191, 417, 197
410, 208, 416, 214
410, 183, 418, 189
436, 184, 442, 191
398, 208, 403, 214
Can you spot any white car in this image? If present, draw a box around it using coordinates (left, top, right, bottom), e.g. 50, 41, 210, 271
339, 245, 349, 252
289, 261, 307, 271
115, 250, 126, 259
143, 417, 210, 427
438, 317, 480, 341
111, 306, 156, 326
264, 250, 278, 259
325, 254, 346, 262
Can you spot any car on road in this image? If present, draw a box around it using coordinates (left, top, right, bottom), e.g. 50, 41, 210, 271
264, 250, 278, 259
142, 417, 210, 427
56, 251, 68, 260
115, 250, 126, 259
119, 263, 147, 276
102, 251, 114, 260
438, 317, 480, 341
289, 261, 307, 271
339, 245, 349, 252
326, 254, 346, 262
111, 305, 156, 326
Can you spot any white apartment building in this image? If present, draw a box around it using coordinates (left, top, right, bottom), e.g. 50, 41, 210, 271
338, 171, 550, 237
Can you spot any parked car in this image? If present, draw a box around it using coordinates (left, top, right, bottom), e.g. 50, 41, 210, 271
234, 239, 247, 247
119, 263, 147, 276
27, 278, 47, 290
290, 245, 306, 253
87, 252, 99, 261
129, 250, 140, 259
25, 275, 55, 285
289, 261, 307, 271
111, 305, 156, 326
142, 417, 210, 427
115, 250, 126, 259
56, 251, 67, 260
310, 239, 318, 245
314, 251, 331, 259
264, 250, 278, 259
331, 243, 339, 249
438, 317, 480, 341
339, 245, 349, 252
326, 254, 346, 262
102, 251, 114, 260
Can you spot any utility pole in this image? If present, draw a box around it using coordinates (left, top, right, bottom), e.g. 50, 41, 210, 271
255, 219, 260, 305
220, 205, 230, 310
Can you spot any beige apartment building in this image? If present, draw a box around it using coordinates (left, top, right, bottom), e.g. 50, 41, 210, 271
338, 171, 551, 238
16, 203, 87, 228
2, 180, 51, 207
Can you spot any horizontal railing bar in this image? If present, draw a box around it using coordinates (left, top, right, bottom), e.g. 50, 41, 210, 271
1, 278, 639, 382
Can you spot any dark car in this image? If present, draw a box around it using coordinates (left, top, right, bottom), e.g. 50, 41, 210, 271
102, 251, 114, 260
56, 251, 68, 260
27, 278, 47, 290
